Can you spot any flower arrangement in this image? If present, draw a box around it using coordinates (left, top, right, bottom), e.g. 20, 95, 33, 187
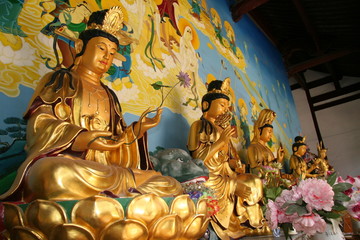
181, 181, 220, 217
260, 162, 293, 205
338, 175, 360, 221
265, 173, 352, 239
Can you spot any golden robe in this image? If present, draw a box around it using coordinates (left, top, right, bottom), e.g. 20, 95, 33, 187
290, 154, 307, 180
0, 71, 182, 202
247, 142, 276, 175
188, 120, 264, 239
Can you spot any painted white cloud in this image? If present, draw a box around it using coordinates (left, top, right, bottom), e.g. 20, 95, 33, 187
0, 39, 36, 66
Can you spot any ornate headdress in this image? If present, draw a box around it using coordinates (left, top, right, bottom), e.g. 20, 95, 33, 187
86, 6, 135, 46
292, 136, 307, 152
251, 108, 276, 143
87, 6, 123, 38
207, 77, 231, 96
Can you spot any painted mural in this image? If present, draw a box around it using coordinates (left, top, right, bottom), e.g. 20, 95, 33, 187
0, 0, 301, 165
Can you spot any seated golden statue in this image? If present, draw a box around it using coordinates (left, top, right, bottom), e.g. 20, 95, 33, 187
289, 136, 318, 180
247, 109, 284, 175
187, 78, 265, 240
314, 141, 333, 177
0, 8, 182, 202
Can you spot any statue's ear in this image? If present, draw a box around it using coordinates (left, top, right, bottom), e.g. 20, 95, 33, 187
202, 101, 209, 111
75, 39, 84, 55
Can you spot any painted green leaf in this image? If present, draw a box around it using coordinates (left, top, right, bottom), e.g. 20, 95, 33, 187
4, 117, 21, 124
151, 81, 163, 90
95, 0, 102, 9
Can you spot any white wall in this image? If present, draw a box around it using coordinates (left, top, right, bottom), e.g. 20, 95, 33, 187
291, 71, 360, 177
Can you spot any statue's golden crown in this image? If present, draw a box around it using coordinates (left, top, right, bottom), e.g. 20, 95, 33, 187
87, 6, 124, 40
208, 77, 231, 96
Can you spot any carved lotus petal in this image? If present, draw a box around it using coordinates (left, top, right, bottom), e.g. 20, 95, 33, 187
196, 198, 208, 215
126, 193, 169, 228
148, 214, 183, 240
71, 195, 124, 238
182, 214, 209, 240
10, 226, 45, 240
49, 223, 95, 240
25, 199, 67, 236
169, 195, 195, 225
3, 203, 25, 231
99, 219, 148, 240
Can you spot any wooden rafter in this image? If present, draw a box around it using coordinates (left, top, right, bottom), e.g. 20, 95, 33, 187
291, 75, 342, 90
311, 82, 360, 104
287, 49, 354, 76
231, 0, 270, 22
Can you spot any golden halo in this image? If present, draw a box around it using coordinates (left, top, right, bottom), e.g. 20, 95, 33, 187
178, 18, 200, 50
210, 8, 220, 24
224, 21, 234, 34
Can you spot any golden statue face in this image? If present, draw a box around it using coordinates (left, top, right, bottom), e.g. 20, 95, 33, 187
205, 98, 229, 119
80, 36, 118, 75
297, 145, 307, 156
319, 150, 327, 159
259, 127, 273, 143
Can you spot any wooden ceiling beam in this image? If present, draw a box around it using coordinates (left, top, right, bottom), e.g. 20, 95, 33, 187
313, 92, 360, 111
291, 75, 342, 90
294, 73, 324, 143
248, 11, 279, 47
311, 82, 360, 103
291, 0, 321, 52
287, 49, 354, 76
231, 0, 270, 22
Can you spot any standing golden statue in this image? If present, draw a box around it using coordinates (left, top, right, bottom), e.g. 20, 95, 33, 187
187, 78, 265, 240
0, 7, 182, 202
247, 109, 284, 175
289, 136, 318, 180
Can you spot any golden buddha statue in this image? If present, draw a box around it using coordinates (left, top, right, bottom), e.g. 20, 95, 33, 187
289, 136, 318, 180
247, 109, 284, 175
314, 141, 333, 177
0, 7, 182, 203
187, 78, 265, 240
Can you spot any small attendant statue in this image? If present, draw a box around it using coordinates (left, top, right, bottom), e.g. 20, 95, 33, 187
247, 109, 284, 175
187, 78, 265, 240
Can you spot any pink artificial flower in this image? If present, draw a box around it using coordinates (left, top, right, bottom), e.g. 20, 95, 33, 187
347, 201, 360, 221
276, 187, 301, 206
337, 176, 345, 183
292, 212, 326, 236
265, 200, 279, 229
298, 178, 334, 211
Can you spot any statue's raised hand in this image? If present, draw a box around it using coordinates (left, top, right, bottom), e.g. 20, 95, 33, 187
134, 107, 163, 138
72, 130, 125, 151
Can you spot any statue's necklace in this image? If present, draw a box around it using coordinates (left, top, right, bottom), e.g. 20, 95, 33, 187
86, 85, 108, 115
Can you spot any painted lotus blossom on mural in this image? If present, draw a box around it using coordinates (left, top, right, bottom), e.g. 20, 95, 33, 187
265, 173, 352, 239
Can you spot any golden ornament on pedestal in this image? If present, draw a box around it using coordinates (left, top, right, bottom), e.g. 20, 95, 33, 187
1, 193, 210, 240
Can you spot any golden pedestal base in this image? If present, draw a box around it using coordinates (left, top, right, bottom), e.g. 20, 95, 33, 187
1, 193, 210, 240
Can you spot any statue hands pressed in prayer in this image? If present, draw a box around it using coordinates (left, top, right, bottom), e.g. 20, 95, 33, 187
247, 109, 285, 176
0, 7, 182, 202
290, 137, 318, 180
187, 78, 265, 240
